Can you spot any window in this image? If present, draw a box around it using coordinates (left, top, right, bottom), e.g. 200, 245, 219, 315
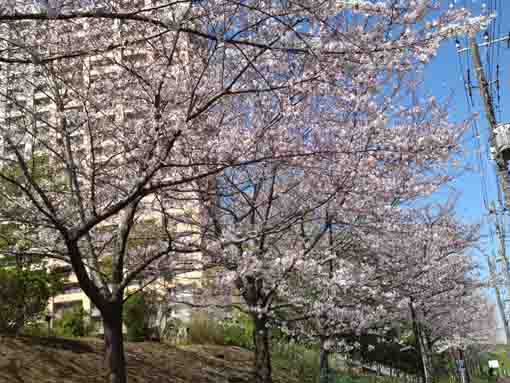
34, 97, 51, 108
59, 22, 84, 34
94, 145, 105, 157
34, 112, 51, 127
124, 111, 142, 121
53, 301, 83, 320
92, 56, 114, 69
6, 98, 28, 111
64, 283, 82, 294
53, 265, 72, 274
56, 132, 83, 147
34, 111, 50, 121
89, 71, 116, 84
123, 52, 147, 67
4, 143, 25, 156
35, 83, 50, 93
5, 116, 25, 127
120, 0, 146, 8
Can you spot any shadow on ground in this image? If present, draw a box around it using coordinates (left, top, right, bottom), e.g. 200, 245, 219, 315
12, 334, 96, 353
0, 335, 296, 383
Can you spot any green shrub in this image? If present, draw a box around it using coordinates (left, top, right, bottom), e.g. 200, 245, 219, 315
187, 310, 256, 349
223, 321, 252, 349
23, 321, 51, 337
123, 293, 150, 342
223, 311, 254, 349
186, 311, 336, 383
53, 307, 90, 337
272, 341, 321, 383
0, 266, 63, 334
335, 376, 358, 383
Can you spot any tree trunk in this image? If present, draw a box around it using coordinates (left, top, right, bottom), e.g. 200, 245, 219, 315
409, 299, 432, 383
103, 304, 127, 383
319, 337, 330, 383
418, 330, 433, 383
253, 317, 272, 383
459, 349, 471, 383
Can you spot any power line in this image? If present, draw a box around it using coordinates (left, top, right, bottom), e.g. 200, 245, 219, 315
455, 39, 491, 212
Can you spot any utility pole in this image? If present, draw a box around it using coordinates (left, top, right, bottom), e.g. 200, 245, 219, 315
493, 201, 510, 284
488, 253, 510, 343
469, 37, 510, 210
466, 35, 510, 344
490, 202, 510, 344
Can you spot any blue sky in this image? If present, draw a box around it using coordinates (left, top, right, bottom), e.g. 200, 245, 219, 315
424, 0, 509, 338
424, 0, 509, 256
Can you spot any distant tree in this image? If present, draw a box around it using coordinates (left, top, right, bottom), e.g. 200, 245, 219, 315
123, 293, 152, 342
53, 306, 90, 337
375, 203, 482, 383
0, 156, 63, 334
0, 262, 63, 334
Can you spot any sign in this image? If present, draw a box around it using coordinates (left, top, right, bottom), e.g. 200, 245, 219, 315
489, 360, 500, 369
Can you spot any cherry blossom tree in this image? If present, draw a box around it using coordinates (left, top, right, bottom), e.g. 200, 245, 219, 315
203, 113, 481, 383
366, 203, 485, 383
294, 203, 486, 383
0, 1, 493, 383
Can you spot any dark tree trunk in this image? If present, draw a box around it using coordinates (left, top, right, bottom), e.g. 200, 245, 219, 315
253, 317, 272, 383
419, 331, 433, 383
319, 337, 331, 383
103, 304, 127, 383
409, 300, 431, 383
459, 349, 471, 383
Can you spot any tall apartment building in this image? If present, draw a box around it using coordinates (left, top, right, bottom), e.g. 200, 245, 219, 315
0, 0, 206, 333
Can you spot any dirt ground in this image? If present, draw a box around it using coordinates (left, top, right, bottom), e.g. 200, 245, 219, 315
0, 335, 289, 383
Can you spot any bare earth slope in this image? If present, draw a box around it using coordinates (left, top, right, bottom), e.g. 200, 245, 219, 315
0, 335, 293, 383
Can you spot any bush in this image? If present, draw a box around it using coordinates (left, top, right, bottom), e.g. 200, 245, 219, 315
335, 376, 358, 383
223, 311, 254, 349
23, 321, 51, 337
0, 267, 63, 334
53, 307, 91, 337
187, 310, 255, 349
123, 293, 151, 342
272, 341, 321, 382
186, 311, 330, 383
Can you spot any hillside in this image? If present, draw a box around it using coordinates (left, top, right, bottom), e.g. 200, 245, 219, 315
0, 335, 301, 383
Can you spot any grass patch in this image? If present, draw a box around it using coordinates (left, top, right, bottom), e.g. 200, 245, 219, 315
188, 311, 254, 349
272, 341, 321, 383
188, 313, 226, 345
